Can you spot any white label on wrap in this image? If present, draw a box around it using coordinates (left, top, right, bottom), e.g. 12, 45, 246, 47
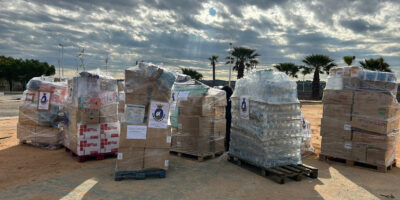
344, 142, 352, 149
166, 136, 172, 143
177, 91, 190, 101
125, 104, 145, 123
344, 124, 351, 130
239, 96, 250, 119
117, 153, 123, 160
164, 160, 169, 167
126, 89, 133, 93
38, 91, 51, 110
148, 101, 170, 129
126, 125, 147, 139
119, 92, 125, 101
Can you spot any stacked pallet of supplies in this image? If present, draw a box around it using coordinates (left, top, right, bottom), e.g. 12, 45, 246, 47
17, 76, 68, 149
229, 69, 303, 168
63, 70, 120, 157
320, 66, 398, 169
169, 79, 226, 158
116, 62, 176, 172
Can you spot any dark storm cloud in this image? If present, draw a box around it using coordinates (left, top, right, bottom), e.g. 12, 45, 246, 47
0, 0, 399, 79
340, 19, 384, 33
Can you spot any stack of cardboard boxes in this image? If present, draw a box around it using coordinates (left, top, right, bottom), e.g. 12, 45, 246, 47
17, 77, 68, 149
170, 81, 226, 157
320, 66, 399, 168
64, 71, 120, 156
116, 63, 176, 172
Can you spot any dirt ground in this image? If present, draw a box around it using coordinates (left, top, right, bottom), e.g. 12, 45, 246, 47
0, 102, 400, 199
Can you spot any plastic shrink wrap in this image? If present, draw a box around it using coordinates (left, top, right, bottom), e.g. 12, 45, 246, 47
63, 70, 120, 156
301, 114, 314, 155
170, 77, 226, 157
321, 66, 398, 167
116, 63, 176, 172
17, 76, 67, 149
229, 69, 302, 168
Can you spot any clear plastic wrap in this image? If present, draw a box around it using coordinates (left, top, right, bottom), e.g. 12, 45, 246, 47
17, 76, 67, 149
229, 69, 302, 168
117, 63, 176, 172
301, 114, 314, 155
63, 69, 120, 156
169, 77, 227, 157
321, 66, 399, 167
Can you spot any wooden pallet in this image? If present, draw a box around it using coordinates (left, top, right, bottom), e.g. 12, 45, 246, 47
114, 169, 166, 181
228, 154, 318, 184
65, 148, 117, 162
19, 140, 62, 150
170, 150, 225, 161
319, 154, 397, 173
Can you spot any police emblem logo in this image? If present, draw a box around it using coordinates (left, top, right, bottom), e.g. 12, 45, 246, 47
152, 104, 165, 121
241, 97, 247, 112
40, 92, 48, 104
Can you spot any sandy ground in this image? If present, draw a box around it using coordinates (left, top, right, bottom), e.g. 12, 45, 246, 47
0, 102, 399, 199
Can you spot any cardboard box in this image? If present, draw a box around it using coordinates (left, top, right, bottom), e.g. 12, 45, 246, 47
351, 116, 399, 134
320, 117, 352, 140
35, 125, 60, 145
125, 93, 149, 106
342, 77, 360, 90
67, 107, 99, 124
351, 143, 367, 162
352, 104, 400, 120
366, 147, 395, 166
146, 128, 171, 148
178, 116, 200, 135
322, 104, 352, 120
352, 130, 397, 149
116, 147, 145, 171
320, 137, 352, 159
17, 123, 35, 140
322, 90, 353, 105
119, 122, 147, 148
354, 90, 397, 107
99, 104, 118, 123
360, 80, 397, 94
18, 106, 38, 126
144, 148, 169, 170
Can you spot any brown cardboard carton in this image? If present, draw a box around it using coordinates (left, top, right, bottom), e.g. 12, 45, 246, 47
351, 143, 367, 162
352, 104, 400, 120
119, 122, 147, 148
171, 135, 211, 155
342, 77, 360, 90
116, 147, 145, 171
320, 137, 352, 159
18, 106, 38, 126
17, 123, 36, 140
322, 104, 352, 121
366, 147, 395, 166
144, 148, 169, 170
100, 104, 118, 123
354, 90, 397, 107
352, 130, 397, 149
322, 90, 353, 105
178, 116, 200, 135
360, 80, 397, 94
320, 117, 352, 140
125, 93, 149, 106
145, 128, 171, 148
214, 119, 226, 137
80, 108, 100, 124
351, 116, 399, 134
35, 125, 60, 145
215, 106, 226, 118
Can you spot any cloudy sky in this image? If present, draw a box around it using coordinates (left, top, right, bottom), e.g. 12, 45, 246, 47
1, 0, 399, 80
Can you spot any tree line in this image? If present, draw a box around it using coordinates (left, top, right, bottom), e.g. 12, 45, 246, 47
180, 46, 393, 100
0, 56, 56, 91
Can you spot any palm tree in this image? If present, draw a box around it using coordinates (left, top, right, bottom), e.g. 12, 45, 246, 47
359, 57, 391, 72
181, 68, 203, 80
273, 63, 300, 78
226, 47, 260, 79
343, 56, 355, 66
208, 55, 219, 87
300, 66, 312, 92
302, 54, 336, 99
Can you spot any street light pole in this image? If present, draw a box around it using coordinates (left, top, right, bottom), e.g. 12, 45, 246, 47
58, 44, 64, 78
228, 42, 233, 87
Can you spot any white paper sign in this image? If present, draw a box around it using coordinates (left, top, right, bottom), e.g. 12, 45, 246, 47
166, 136, 171, 143
126, 125, 147, 139
117, 153, 123, 160
164, 160, 169, 167
177, 91, 190, 101
38, 91, 51, 110
344, 124, 351, 131
344, 141, 352, 150
239, 96, 250, 119
148, 101, 170, 129
125, 104, 146, 123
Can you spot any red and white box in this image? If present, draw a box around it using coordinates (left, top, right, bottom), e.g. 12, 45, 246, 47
100, 122, 120, 153
77, 138, 100, 156
78, 124, 100, 139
